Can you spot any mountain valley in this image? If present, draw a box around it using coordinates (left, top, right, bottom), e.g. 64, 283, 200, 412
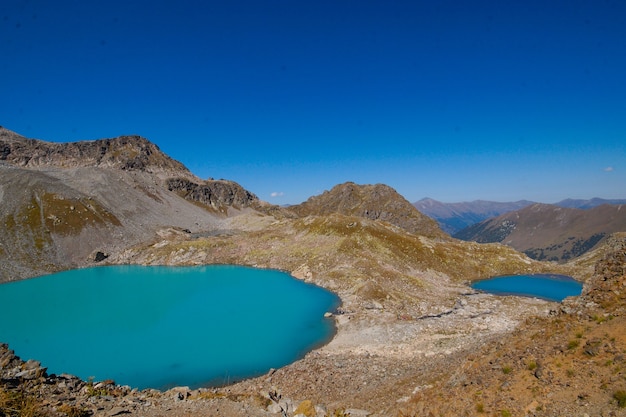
1, 127, 624, 417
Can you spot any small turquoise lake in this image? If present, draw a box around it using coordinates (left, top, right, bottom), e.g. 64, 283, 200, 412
471, 274, 582, 302
0, 265, 340, 390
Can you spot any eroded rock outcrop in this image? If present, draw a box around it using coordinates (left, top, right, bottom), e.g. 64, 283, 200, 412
166, 177, 259, 213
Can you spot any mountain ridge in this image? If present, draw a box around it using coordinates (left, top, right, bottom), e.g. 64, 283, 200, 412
454, 202, 626, 262
0, 126, 190, 178
415, 197, 626, 235
0, 128, 262, 280
414, 197, 535, 234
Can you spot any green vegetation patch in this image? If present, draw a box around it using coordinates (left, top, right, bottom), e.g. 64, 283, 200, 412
39, 193, 121, 235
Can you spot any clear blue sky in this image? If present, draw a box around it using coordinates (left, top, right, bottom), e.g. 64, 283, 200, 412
2, 0, 625, 204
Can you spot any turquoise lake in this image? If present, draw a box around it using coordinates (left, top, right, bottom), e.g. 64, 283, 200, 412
471, 274, 582, 302
0, 265, 340, 390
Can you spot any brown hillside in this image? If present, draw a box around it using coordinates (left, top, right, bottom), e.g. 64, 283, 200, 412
455, 203, 626, 262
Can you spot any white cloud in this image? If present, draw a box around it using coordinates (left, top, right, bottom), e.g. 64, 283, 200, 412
270, 191, 285, 198
604, 166, 614, 172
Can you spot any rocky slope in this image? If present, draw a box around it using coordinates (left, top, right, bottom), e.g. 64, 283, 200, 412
454, 203, 626, 262
0, 128, 260, 281
1, 208, 572, 417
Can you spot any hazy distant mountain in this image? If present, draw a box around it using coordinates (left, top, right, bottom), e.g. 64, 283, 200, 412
414, 198, 535, 235
555, 198, 626, 209
454, 203, 626, 262
291, 182, 445, 238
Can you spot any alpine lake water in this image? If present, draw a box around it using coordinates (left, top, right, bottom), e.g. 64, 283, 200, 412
0, 265, 341, 390
471, 274, 583, 302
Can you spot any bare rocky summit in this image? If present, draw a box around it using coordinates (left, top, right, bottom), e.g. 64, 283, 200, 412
290, 182, 444, 238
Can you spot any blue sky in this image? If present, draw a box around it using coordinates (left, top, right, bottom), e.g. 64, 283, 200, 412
2, 0, 625, 204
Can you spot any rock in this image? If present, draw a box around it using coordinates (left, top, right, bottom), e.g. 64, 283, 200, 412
292, 264, 313, 281
584, 339, 602, 356
169, 386, 191, 400
16, 361, 47, 380
23, 359, 41, 370
315, 405, 328, 416
94, 251, 109, 262
364, 301, 383, 310
166, 177, 258, 211
267, 402, 283, 414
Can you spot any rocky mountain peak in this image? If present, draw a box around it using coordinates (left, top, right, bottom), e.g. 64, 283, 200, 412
289, 181, 445, 238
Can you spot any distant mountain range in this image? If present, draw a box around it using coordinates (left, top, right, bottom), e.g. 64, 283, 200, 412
453, 203, 626, 262
414, 198, 534, 235
415, 197, 626, 235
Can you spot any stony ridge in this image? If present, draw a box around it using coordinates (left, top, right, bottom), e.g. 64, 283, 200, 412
0, 127, 190, 178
